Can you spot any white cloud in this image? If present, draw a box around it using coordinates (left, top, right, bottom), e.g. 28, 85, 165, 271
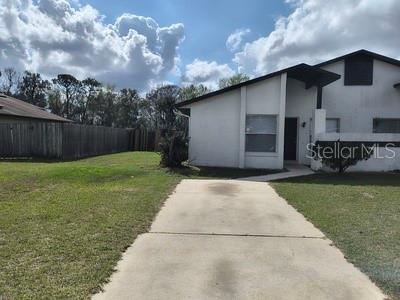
233, 0, 400, 76
0, 0, 185, 90
226, 28, 250, 52
181, 59, 235, 89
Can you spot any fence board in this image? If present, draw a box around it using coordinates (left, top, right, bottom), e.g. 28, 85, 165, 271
0, 122, 159, 159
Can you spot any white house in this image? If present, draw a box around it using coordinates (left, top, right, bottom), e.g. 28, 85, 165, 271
177, 50, 400, 172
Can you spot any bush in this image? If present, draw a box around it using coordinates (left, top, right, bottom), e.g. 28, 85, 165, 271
159, 127, 188, 168
313, 140, 373, 173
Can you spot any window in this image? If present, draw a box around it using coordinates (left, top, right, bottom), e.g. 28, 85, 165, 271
245, 115, 277, 152
344, 54, 373, 86
373, 118, 400, 133
326, 118, 340, 133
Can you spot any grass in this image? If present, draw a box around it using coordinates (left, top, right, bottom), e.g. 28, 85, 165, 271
271, 173, 400, 299
0, 152, 276, 299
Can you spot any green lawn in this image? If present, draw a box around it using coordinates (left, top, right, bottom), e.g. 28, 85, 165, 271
272, 173, 400, 300
7, 154, 397, 298
0, 152, 274, 299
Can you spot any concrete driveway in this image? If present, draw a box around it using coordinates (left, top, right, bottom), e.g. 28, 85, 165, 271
93, 179, 385, 300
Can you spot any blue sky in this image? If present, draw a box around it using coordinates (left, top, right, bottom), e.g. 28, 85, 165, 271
1, 0, 399, 91
79, 0, 290, 70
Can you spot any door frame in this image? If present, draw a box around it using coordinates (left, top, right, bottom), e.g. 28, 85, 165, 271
284, 117, 299, 162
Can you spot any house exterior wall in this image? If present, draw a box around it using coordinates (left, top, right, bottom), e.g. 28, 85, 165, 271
320, 59, 400, 133
315, 59, 400, 171
243, 75, 286, 169
351, 147, 400, 171
285, 78, 317, 165
185, 55, 400, 171
316, 132, 400, 172
187, 89, 241, 167
186, 74, 286, 169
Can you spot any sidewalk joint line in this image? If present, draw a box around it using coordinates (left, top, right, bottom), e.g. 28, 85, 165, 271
148, 231, 325, 239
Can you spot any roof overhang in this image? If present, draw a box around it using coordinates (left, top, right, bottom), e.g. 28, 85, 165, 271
287, 64, 341, 89
177, 63, 340, 108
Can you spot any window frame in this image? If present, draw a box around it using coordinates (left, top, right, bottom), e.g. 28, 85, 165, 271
326, 118, 340, 133
245, 114, 278, 153
373, 118, 400, 133
344, 55, 374, 86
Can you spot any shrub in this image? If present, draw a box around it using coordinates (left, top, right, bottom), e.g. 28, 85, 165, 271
313, 140, 373, 173
159, 127, 188, 168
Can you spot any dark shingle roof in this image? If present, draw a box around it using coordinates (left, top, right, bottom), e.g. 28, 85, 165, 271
314, 49, 400, 68
0, 94, 71, 122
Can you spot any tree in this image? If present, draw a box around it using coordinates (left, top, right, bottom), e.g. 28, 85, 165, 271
52, 74, 81, 119
17, 71, 50, 108
78, 77, 101, 124
219, 73, 250, 89
48, 90, 63, 116
115, 88, 142, 128
145, 85, 181, 129
180, 84, 210, 101
92, 86, 117, 127
0, 67, 19, 96
146, 85, 188, 167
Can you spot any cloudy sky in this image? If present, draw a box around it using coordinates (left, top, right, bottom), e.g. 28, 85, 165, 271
0, 0, 399, 91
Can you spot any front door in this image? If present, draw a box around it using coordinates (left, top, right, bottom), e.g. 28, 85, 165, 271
284, 118, 298, 161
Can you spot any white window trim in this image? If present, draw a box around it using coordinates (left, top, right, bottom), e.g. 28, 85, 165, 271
245, 152, 279, 157
326, 118, 340, 133
245, 114, 278, 153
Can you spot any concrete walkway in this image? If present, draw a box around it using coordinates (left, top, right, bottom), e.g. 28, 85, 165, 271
93, 180, 385, 300
239, 163, 314, 182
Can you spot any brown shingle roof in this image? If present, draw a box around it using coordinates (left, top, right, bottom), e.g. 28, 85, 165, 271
0, 94, 71, 122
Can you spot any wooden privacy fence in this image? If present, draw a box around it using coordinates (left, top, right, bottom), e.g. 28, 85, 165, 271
0, 122, 160, 159
130, 129, 161, 152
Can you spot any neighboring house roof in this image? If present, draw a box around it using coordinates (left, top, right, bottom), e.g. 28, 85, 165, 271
177, 63, 340, 108
0, 94, 71, 122
314, 49, 400, 68
394, 83, 400, 88
177, 49, 400, 109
